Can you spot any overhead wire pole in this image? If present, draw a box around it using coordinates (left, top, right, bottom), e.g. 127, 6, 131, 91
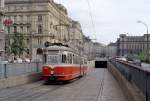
86, 0, 96, 41
85, 0, 97, 60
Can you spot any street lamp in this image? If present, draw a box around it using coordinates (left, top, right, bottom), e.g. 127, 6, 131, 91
137, 20, 149, 50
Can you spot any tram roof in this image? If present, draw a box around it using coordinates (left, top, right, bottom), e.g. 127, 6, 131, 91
45, 45, 78, 54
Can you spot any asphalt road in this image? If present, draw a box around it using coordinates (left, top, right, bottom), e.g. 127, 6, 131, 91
0, 69, 128, 101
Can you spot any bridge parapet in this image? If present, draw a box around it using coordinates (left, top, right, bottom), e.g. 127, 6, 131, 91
0, 62, 43, 89
109, 59, 150, 101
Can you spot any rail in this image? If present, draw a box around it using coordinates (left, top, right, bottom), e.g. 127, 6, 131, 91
109, 59, 150, 101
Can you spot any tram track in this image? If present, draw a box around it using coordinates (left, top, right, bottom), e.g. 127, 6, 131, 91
32, 75, 90, 101
11, 85, 63, 101
36, 69, 105, 101
0, 69, 126, 101
0, 75, 88, 101
0, 81, 62, 101
97, 69, 105, 101
0, 81, 44, 99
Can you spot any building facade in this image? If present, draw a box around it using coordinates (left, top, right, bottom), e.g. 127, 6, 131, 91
68, 20, 84, 54
83, 36, 95, 60
117, 34, 150, 56
105, 42, 117, 57
0, 0, 5, 60
5, 0, 83, 60
93, 42, 105, 58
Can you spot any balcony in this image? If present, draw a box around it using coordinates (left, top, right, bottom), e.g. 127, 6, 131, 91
13, 20, 31, 25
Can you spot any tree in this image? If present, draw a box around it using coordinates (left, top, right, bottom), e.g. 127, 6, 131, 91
138, 50, 149, 62
10, 32, 27, 57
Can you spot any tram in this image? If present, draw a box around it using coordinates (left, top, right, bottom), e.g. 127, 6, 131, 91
42, 43, 88, 82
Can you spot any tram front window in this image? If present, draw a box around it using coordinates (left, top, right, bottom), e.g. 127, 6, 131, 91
47, 55, 59, 64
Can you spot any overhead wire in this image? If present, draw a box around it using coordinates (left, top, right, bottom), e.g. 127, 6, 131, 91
85, 0, 97, 41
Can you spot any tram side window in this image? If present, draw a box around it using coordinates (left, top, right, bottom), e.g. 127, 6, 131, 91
76, 55, 78, 64
73, 55, 76, 64
62, 54, 67, 63
73, 54, 75, 64
76, 56, 78, 64
70, 54, 72, 64
44, 54, 47, 63
77, 56, 79, 64
84, 60, 87, 65
81, 58, 83, 64
67, 53, 70, 64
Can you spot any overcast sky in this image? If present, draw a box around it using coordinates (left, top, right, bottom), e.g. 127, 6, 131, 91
55, 0, 150, 45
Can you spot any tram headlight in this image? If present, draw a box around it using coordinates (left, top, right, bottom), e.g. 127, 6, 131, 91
51, 71, 54, 74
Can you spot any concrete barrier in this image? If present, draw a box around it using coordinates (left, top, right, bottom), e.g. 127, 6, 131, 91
108, 62, 145, 101
0, 72, 42, 89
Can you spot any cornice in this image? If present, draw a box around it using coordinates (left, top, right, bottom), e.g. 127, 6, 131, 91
5, 0, 52, 4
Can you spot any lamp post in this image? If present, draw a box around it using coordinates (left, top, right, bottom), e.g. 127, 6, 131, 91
137, 20, 149, 50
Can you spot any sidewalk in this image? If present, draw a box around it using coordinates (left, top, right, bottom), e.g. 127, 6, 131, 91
100, 69, 127, 101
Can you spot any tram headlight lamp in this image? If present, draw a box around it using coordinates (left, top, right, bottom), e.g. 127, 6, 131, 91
51, 71, 54, 74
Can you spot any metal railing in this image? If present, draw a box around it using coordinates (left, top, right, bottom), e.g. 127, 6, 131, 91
109, 59, 150, 101
0, 62, 42, 79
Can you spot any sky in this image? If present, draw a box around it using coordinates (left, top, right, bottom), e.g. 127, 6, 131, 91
55, 0, 150, 45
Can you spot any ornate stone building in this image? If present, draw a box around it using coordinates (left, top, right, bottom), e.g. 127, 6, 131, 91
5, 0, 83, 60
68, 20, 84, 54
83, 36, 94, 60
0, 0, 5, 60
105, 42, 117, 57
93, 42, 105, 58
117, 34, 150, 56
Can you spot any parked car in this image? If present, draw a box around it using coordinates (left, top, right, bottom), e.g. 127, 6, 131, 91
14, 58, 23, 63
132, 59, 141, 66
116, 57, 127, 61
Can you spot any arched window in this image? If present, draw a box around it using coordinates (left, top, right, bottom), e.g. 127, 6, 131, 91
14, 26, 17, 33
37, 48, 43, 55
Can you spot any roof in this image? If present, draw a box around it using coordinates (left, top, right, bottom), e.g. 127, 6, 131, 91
45, 45, 79, 54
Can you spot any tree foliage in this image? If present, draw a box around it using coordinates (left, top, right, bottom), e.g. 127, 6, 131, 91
138, 50, 149, 62
10, 32, 27, 57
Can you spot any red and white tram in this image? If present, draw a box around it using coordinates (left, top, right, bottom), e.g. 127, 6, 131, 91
42, 43, 88, 82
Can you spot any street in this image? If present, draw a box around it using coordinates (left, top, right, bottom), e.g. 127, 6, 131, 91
0, 69, 127, 101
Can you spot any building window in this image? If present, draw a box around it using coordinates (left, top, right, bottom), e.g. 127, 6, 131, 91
27, 38, 29, 44
19, 15, 23, 22
38, 15, 42, 22
38, 24, 42, 34
14, 15, 17, 22
27, 15, 30, 22
27, 26, 30, 33
38, 38, 41, 45
20, 26, 23, 33
50, 23, 52, 29
14, 26, 17, 33
7, 27, 11, 34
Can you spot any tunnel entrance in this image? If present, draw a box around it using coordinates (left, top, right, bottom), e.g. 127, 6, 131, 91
95, 58, 107, 68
